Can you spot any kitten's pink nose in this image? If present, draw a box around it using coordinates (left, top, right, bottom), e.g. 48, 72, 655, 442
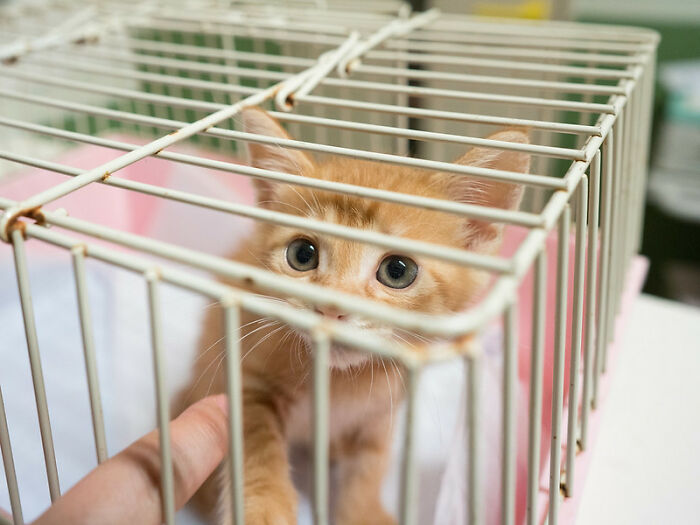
314, 305, 347, 321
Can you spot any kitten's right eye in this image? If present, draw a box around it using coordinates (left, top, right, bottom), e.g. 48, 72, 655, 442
286, 238, 319, 272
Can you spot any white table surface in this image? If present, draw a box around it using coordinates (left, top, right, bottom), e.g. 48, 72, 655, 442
575, 294, 700, 525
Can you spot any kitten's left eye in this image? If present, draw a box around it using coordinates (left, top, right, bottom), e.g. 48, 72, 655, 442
376, 255, 418, 289
286, 238, 319, 271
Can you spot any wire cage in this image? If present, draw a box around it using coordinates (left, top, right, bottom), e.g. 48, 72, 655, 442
0, 1, 658, 525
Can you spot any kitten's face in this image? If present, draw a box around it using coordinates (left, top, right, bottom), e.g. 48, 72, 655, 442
241, 108, 530, 369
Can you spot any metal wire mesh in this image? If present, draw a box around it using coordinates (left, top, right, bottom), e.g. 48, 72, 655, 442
0, 1, 658, 525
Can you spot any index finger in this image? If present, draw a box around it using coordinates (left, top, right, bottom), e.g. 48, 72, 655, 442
33, 394, 229, 525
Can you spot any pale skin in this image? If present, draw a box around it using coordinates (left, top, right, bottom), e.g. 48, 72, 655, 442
28, 395, 229, 525
176, 108, 531, 525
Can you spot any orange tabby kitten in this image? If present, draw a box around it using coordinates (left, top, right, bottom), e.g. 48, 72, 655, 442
176, 108, 530, 525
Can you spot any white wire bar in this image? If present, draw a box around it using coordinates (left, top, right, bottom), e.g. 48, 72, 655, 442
467, 352, 483, 525
71, 247, 108, 464
312, 332, 331, 525
145, 272, 176, 525
579, 153, 601, 449
563, 175, 588, 496
592, 132, 615, 408
548, 206, 570, 525
501, 300, 519, 525
224, 304, 246, 525
9, 229, 61, 502
526, 251, 546, 525
399, 365, 420, 525
0, 386, 23, 525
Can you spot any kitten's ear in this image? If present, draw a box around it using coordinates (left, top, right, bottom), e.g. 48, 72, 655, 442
446, 129, 530, 252
241, 107, 315, 204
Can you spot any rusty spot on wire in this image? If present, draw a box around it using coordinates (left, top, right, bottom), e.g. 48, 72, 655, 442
102, 171, 110, 181
9, 221, 27, 239
72, 244, 88, 256
26, 206, 46, 226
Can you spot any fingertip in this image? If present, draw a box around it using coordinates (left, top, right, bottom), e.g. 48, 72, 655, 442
210, 393, 229, 415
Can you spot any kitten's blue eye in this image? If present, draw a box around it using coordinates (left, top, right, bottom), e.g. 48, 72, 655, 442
286, 238, 318, 271
376, 255, 418, 289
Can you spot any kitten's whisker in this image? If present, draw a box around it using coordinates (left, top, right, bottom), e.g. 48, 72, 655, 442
288, 185, 315, 215
188, 320, 280, 398
257, 200, 306, 215
241, 324, 288, 363
367, 355, 375, 401
380, 359, 394, 431
199, 320, 284, 398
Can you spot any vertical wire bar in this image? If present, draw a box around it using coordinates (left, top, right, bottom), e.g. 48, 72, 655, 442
70, 247, 108, 464
0, 386, 23, 525
548, 205, 570, 525
579, 152, 601, 448
526, 251, 546, 525
400, 365, 420, 525
224, 303, 245, 525
611, 108, 627, 323
502, 300, 518, 525
634, 59, 655, 251
630, 83, 646, 253
10, 228, 60, 501
603, 110, 625, 372
623, 90, 637, 265
467, 353, 483, 525
145, 272, 175, 525
312, 331, 330, 525
616, 97, 631, 303
563, 175, 588, 497
592, 130, 614, 408
630, 85, 645, 259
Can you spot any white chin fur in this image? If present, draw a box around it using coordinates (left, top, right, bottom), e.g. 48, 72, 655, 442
295, 330, 372, 371
327, 344, 370, 370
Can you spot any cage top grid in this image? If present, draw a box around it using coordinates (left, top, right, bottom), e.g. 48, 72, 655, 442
0, 1, 658, 361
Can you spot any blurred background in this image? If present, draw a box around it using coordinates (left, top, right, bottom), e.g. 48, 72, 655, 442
423, 0, 700, 306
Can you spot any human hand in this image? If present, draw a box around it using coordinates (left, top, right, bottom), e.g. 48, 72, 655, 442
32, 394, 228, 525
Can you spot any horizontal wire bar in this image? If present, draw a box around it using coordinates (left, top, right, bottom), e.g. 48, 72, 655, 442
0, 148, 517, 271
265, 112, 586, 160
95, 35, 628, 96
53, 47, 291, 81
353, 63, 627, 96
380, 42, 636, 79
0, 77, 570, 189
322, 77, 614, 113
34, 49, 614, 114
0, 194, 518, 339
124, 18, 348, 47
424, 16, 658, 42
14, 216, 420, 363
0, 117, 546, 225
372, 43, 648, 65
104, 35, 314, 67
295, 95, 600, 135
0, 66, 597, 141
149, 8, 358, 35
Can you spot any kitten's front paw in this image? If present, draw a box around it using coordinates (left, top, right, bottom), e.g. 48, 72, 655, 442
338, 508, 396, 525
244, 503, 296, 525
